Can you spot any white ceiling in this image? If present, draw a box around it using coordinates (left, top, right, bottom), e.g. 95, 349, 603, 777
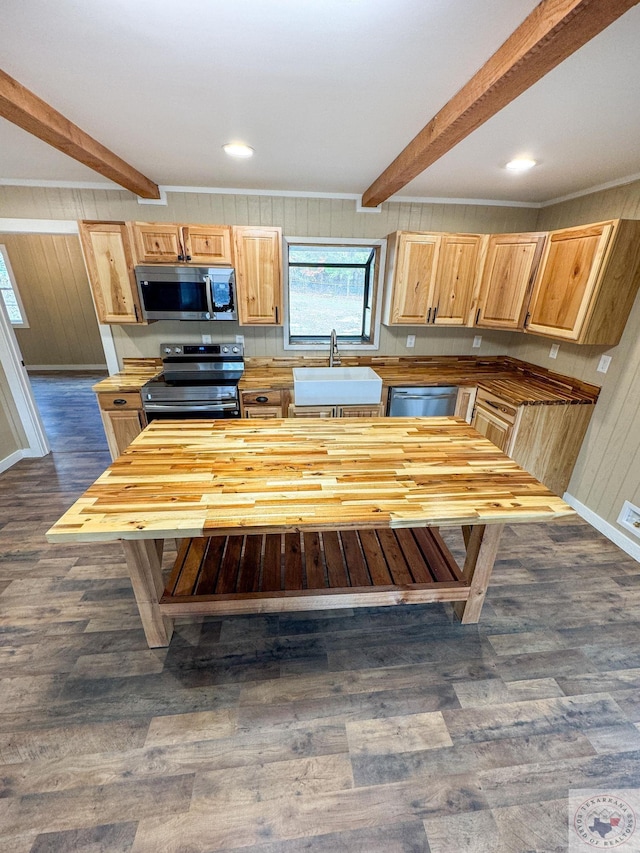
2, 0, 640, 205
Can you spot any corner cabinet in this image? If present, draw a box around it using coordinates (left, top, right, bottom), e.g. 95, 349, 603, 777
78, 221, 144, 324
525, 219, 640, 346
131, 222, 233, 266
474, 233, 546, 330
384, 231, 482, 326
234, 226, 283, 325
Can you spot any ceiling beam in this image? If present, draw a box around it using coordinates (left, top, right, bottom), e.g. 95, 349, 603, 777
361, 0, 640, 208
0, 69, 160, 199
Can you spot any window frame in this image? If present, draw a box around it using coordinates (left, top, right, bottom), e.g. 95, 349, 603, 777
0, 245, 29, 329
283, 236, 386, 351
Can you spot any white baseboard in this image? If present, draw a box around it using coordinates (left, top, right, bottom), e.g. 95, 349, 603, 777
26, 364, 107, 371
563, 492, 640, 564
0, 448, 27, 474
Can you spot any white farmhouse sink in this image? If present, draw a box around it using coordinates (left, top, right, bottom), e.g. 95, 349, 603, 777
293, 366, 383, 406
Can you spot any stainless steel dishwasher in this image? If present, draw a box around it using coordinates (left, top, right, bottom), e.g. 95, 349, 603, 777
387, 386, 458, 417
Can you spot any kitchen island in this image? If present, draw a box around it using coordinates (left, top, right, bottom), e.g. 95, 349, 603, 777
47, 416, 573, 648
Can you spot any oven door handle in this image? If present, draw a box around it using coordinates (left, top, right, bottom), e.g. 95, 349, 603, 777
143, 402, 239, 412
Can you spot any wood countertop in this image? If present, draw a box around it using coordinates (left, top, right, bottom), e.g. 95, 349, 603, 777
47, 417, 573, 543
92, 355, 599, 406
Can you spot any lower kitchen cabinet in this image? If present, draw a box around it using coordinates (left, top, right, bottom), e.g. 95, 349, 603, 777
454, 386, 477, 424
472, 388, 593, 495
288, 403, 385, 418
96, 393, 146, 460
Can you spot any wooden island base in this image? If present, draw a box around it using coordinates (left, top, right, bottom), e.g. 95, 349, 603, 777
139, 523, 505, 645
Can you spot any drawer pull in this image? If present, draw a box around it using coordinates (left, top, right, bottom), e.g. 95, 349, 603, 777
256, 396, 268, 403
113, 398, 127, 406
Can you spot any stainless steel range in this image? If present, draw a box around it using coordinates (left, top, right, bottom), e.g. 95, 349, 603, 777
142, 342, 244, 421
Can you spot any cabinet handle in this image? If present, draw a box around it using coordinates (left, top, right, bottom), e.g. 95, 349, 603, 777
524, 311, 531, 328
177, 254, 184, 262
475, 308, 481, 324
275, 306, 279, 323
113, 398, 127, 406
256, 396, 268, 403
133, 304, 139, 321
432, 305, 438, 323
426, 307, 432, 323
185, 255, 192, 262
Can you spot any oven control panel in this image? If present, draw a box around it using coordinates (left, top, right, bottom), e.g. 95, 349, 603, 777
161, 342, 244, 357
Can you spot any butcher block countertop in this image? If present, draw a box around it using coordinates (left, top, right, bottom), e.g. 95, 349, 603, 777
92, 355, 599, 407
240, 356, 599, 406
47, 417, 573, 544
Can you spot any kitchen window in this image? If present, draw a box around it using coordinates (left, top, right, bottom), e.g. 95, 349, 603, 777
285, 238, 384, 350
0, 246, 28, 327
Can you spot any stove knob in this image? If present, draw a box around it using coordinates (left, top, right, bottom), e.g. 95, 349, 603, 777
221, 346, 229, 353
232, 346, 239, 353
174, 347, 181, 354
163, 347, 171, 355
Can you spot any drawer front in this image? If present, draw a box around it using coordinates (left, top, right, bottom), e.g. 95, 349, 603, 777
97, 392, 143, 411
241, 390, 283, 407
475, 390, 517, 423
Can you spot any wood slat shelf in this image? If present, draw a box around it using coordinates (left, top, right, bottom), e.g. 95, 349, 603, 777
160, 527, 469, 616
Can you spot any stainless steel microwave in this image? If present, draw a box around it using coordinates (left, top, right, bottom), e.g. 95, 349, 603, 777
135, 265, 237, 321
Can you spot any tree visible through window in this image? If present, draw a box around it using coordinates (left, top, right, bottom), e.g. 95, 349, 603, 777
288, 243, 378, 343
0, 247, 27, 327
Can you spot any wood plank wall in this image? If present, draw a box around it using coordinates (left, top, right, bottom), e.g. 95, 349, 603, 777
0, 233, 105, 368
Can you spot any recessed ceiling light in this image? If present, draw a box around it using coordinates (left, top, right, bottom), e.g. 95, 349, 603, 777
223, 142, 254, 158
505, 157, 536, 173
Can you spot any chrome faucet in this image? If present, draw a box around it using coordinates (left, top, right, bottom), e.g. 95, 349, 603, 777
329, 328, 341, 367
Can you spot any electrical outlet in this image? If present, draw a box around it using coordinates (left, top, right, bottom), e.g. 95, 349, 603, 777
472, 336, 482, 348
406, 335, 415, 348
202, 334, 212, 344
235, 335, 245, 345
549, 343, 560, 359
597, 354, 612, 373
618, 500, 640, 539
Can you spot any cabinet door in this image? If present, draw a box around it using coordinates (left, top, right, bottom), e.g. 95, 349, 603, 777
454, 386, 477, 423
475, 234, 546, 329
78, 221, 143, 324
244, 406, 282, 419
432, 235, 482, 326
472, 404, 512, 452
336, 404, 385, 417
234, 227, 283, 325
100, 408, 145, 460
288, 405, 335, 418
184, 225, 233, 265
387, 233, 439, 324
526, 222, 615, 341
132, 223, 184, 263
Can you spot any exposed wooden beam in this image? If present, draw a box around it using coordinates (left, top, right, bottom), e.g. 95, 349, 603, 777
361, 0, 640, 208
0, 69, 160, 199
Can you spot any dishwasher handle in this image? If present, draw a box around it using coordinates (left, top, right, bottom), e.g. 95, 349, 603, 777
392, 392, 457, 400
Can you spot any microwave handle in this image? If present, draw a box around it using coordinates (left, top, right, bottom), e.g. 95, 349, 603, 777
204, 275, 214, 318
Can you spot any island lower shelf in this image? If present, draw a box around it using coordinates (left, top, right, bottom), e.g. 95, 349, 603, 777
160, 527, 470, 617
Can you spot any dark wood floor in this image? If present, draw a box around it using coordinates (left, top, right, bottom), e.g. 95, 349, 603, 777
1, 373, 639, 851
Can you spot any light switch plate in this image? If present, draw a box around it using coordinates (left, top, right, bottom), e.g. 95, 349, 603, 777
472, 336, 482, 348
406, 335, 415, 348
549, 343, 560, 359
597, 354, 612, 373
236, 335, 245, 345
202, 334, 212, 344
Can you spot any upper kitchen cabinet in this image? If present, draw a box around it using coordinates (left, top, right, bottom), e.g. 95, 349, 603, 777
384, 232, 439, 324
78, 221, 144, 324
131, 222, 233, 265
474, 233, 546, 330
234, 226, 283, 325
384, 231, 482, 326
431, 233, 483, 326
525, 219, 640, 345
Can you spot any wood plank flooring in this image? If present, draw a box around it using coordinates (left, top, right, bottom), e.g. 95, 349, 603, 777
1, 372, 639, 852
